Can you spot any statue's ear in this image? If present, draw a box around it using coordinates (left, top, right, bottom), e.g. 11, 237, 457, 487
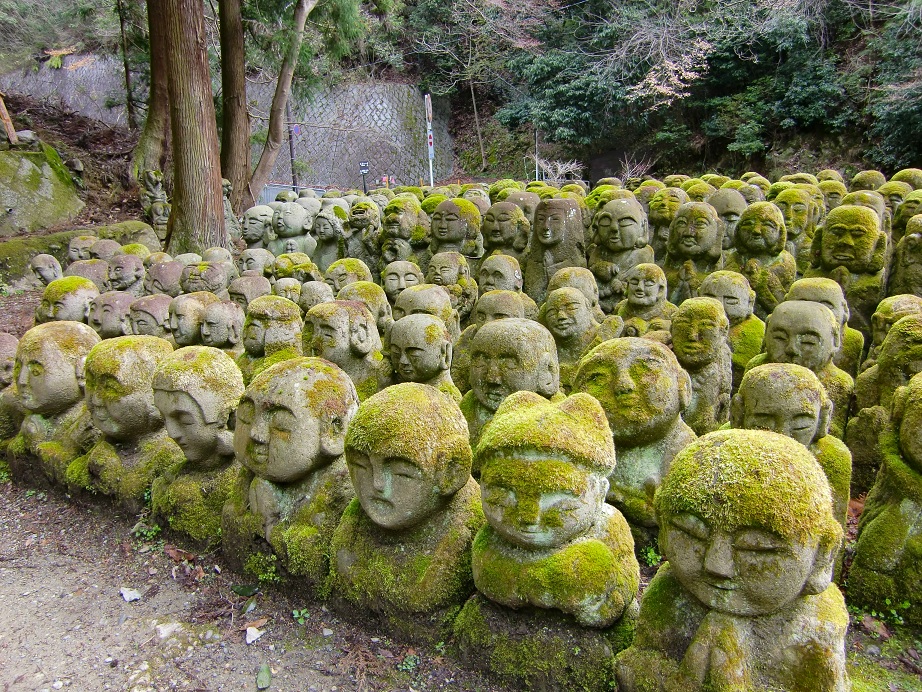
437, 451, 469, 497
677, 369, 693, 411
441, 341, 453, 371
228, 320, 241, 346
729, 393, 745, 428
351, 319, 372, 355
319, 413, 347, 458
75, 356, 87, 394
802, 538, 837, 596
817, 397, 832, 438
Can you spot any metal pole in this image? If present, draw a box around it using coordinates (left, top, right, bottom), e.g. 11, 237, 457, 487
428, 158, 434, 188
286, 101, 298, 189
361, 173, 367, 194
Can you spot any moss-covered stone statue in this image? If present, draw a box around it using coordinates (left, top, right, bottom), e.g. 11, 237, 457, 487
746, 300, 853, 438
238, 248, 275, 279
588, 198, 655, 313
862, 293, 922, 372
461, 317, 559, 455
37, 276, 98, 325
851, 169, 887, 192
771, 187, 817, 275
845, 313, 922, 493
107, 254, 145, 297
784, 277, 865, 378
475, 254, 538, 319
129, 294, 173, 343
389, 313, 460, 401
891, 189, 922, 243
222, 358, 358, 585
887, 214, 922, 297
89, 238, 121, 262
235, 295, 303, 386
425, 251, 479, 327
670, 297, 732, 435
311, 208, 347, 274
381, 259, 424, 306
849, 371, 922, 626
30, 254, 62, 286
392, 283, 461, 344
345, 200, 383, 283
707, 188, 748, 251
662, 202, 724, 305
180, 262, 229, 299
298, 280, 333, 314
573, 338, 696, 547
64, 258, 109, 292
615, 263, 677, 340
455, 392, 640, 690
819, 179, 847, 213
67, 235, 97, 263
723, 202, 796, 319
699, 271, 764, 393
380, 196, 430, 269
330, 383, 483, 642
240, 205, 274, 249
228, 275, 272, 313
615, 429, 848, 692
143, 260, 184, 298
199, 300, 245, 358
7, 322, 101, 486
268, 202, 317, 257
503, 189, 541, 227
479, 201, 530, 269
87, 291, 134, 339
169, 292, 221, 347
648, 187, 690, 261
523, 198, 588, 304
731, 363, 851, 530
65, 336, 182, 512
335, 280, 392, 341
323, 258, 372, 295
805, 204, 888, 339
304, 300, 389, 401
429, 198, 484, 265
272, 277, 301, 304
140, 169, 167, 215
540, 287, 601, 393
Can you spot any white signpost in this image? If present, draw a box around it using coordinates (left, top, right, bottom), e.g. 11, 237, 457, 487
425, 94, 434, 187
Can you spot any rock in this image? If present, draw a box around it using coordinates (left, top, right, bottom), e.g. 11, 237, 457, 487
119, 587, 142, 602
0, 141, 83, 235
245, 627, 264, 644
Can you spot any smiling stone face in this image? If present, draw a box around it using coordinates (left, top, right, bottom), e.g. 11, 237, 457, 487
764, 301, 839, 372
819, 204, 884, 274
667, 202, 722, 260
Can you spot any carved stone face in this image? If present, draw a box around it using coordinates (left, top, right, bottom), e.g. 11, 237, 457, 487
85, 349, 163, 441
240, 249, 274, 277
170, 298, 206, 347
201, 303, 240, 349
820, 205, 882, 273
228, 276, 271, 312
31, 255, 62, 285
505, 191, 541, 224
700, 273, 754, 326
773, 188, 813, 239
144, 261, 183, 297
273, 203, 308, 238
431, 200, 466, 244
52, 287, 97, 322
765, 301, 838, 372
575, 339, 685, 444
671, 298, 728, 368
308, 309, 352, 364
154, 390, 220, 464
68, 236, 96, 263
872, 297, 922, 348
151, 202, 171, 232
669, 203, 721, 259
709, 190, 748, 249
735, 203, 783, 255
300, 281, 335, 313
389, 314, 450, 383
478, 255, 522, 293
88, 293, 133, 339
470, 320, 556, 412
737, 373, 823, 446
481, 453, 606, 549
382, 261, 423, 303
426, 253, 462, 287
108, 255, 144, 292
785, 280, 848, 330
648, 188, 686, 227
130, 309, 165, 337
273, 278, 301, 303
325, 265, 351, 293
15, 340, 83, 415
472, 291, 524, 328
596, 199, 646, 251
625, 265, 666, 308
482, 202, 520, 246
314, 216, 338, 241
533, 201, 569, 247
544, 288, 593, 340
181, 263, 227, 294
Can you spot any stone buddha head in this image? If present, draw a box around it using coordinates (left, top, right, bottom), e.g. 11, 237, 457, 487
818, 204, 886, 274
542, 287, 597, 342
382, 260, 424, 304
392, 284, 460, 342
40, 276, 99, 324
89, 239, 121, 262
482, 202, 530, 251
772, 187, 814, 241
239, 249, 275, 278
200, 300, 244, 351
389, 313, 452, 385
707, 189, 748, 250
670, 297, 729, 369
623, 263, 668, 311
594, 198, 649, 253
819, 180, 847, 212
764, 300, 840, 372
305, 300, 381, 366
181, 262, 228, 295
169, 292, 221, 347
325, 258, 373, 293
88, 291, 135, 338
129, 294, 173, 338
228, 275, 272, 313
242, 295, 302, 358
272, 278, 301, 304
667, 202, 723, 261
471, 290, 525, 329
871, 295, 922, 351
273, 202, 311, 239
336, 281, 392, 339
67, 235, 97, 263
107, 254, 145, 293
144, 261, 184, 298
700, 271, 755, 327
734, 201, 787, 256
0, 333, 18, 390
477, 254, 523, 295
30, 254, 62, 286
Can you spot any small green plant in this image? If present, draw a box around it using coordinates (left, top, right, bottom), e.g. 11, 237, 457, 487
244, 553, 282, 585
434, 640, 446, 655
292, 608, 310, 625
24, 489, 47, 501
871, 599, 911, 626
131, 520, 161, 542
396, 653, 420, 672
641, 544, 662, 567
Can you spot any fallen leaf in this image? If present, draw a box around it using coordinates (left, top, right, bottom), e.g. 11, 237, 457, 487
231, 584, 259, 597
119, 587, 142, 602
238, 617, 268, 631
256, 663, 272, 689
164, 544, 195, 563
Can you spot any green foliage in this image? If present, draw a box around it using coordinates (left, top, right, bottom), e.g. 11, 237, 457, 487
640, 544, 662, 568
244, 552, 282, 585
131, 519, 161, 542
291, 607, 310, 624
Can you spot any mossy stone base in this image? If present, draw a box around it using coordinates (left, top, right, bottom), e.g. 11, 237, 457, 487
221, 467, 270, 574
151, 461, 240, 547
8, 404, 98, 489
454, 593, 637, 691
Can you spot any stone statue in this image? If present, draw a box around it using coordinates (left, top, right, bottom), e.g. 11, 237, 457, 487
304, 300, 389, 401
426, 252, 479, 325
615, 263, 677, 340
540, 287, 600, 393
429, 199, 484, 265
238, 248, 276, 278
588, 198, 655, 313
38, 276, 98, 324
30, 254, 62, 286
268, 202, 317, 257
169, 292, 221, 347
455, 391, 640, 689
140, 169, 168, 215
723, 202, 796, 319
330, 383, 482, 642
891, 189, 922, 242
241, 205, 275, 249
272, 277, 301, 304
523, 198, 588, 304
299, 280, 334, 314
181, 262, 229, 299
389, 313, 460, 401
311, 208, 346, 274
784, 277, 865, 379
7, 322, 100, 486
67, 235, 97, 263
89, 239, 121, 262
107, 254, 145, 297
345, 200, 383, 282
818, 180, 847, 213
65, 336, 182, 512
150, 201, 171, 242
0, 332, 21, 450
392, 283, 461, 344
235, 295, 303, 385
574, 338, 696, 546
805, 204, 888, 339
380, 196, 430, 269
143, 260, 184, 298
381, 260, 424, 306
130, 294, 173, 342
87, 291, 135, 339
840, 190, 891, 240
615, 429, 848, 692
662, 202, 724, 305
648, 188, 690, 261
707, 188, 748, 250
480, 201, 530, 268
862, 294, 922, 372
476, 254, 538, 319
335, 281, 392, 342
887, 214, 922, 297
747, 300, 853, 438
731, 363, 851, 530
849, 370, 922, 626
325, 258, 372, 294
149, 346, 245, 543
64, 258, 109, 292
222, 358, 358, 584
461, 186, 491, 215
670, 297, 732, 435
546, 266, 607, 323
851, 169, 887, 191
771, 187, 817, 275
173, 252, 203, 267
200, 300, 245, 358
228, 275, 272, 313
144, 251, 172, 268
503, 190, 541, 227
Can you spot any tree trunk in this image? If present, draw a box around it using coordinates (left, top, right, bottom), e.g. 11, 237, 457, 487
243, 0, 317, 208
218, 0, 249, 214
470, 80, 486, 171
115, 0, 137, 129
162, 0, 226, 253
131, 0, 171, 181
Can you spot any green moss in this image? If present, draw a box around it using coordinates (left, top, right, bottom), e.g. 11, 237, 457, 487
42, 275, 96, 302
151, 461, 239, 546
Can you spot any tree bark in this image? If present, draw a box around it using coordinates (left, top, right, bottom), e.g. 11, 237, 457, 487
115, 0, 137, 130
218, 0, 249, 214
243, 0, 318, 208
162, 0, 226, 253
131, 0, 171, 181
470, 80, 486, 171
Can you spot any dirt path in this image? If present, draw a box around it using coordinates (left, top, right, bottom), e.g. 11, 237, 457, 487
0, 482, 504, 692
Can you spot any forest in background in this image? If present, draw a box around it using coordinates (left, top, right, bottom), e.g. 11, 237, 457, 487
1, 0, 921, 180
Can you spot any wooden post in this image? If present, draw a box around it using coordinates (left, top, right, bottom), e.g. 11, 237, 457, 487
0, 91, 19, 145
